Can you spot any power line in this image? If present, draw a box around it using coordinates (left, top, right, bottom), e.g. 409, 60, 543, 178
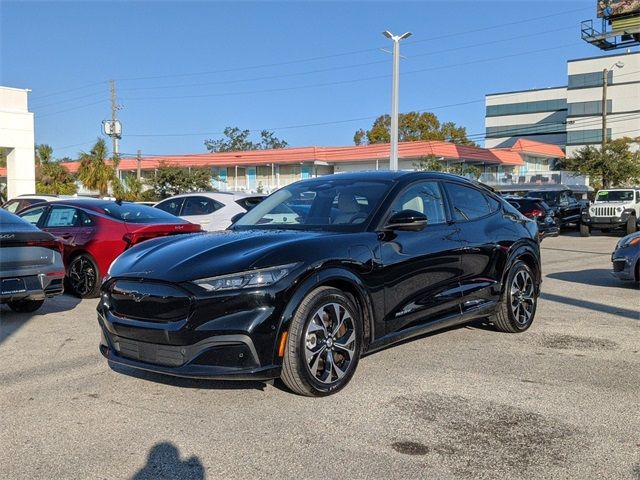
36, 100, 109, 118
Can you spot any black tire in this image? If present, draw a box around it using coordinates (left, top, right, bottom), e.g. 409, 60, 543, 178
281, 286, 362, 397
490, 260, 537, 333
579, 223, 591, 237
7, 298, 45, 313
627, 216, 637, 235
554, 217, 561, 233
67, 253, 101, 298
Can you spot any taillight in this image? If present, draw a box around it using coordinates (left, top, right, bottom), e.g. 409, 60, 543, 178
27, 239, 64, 254
530, 209, 544, 217
123, 232, 169, 248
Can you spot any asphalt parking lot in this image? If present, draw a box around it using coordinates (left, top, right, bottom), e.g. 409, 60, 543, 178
1, 232, 638, 480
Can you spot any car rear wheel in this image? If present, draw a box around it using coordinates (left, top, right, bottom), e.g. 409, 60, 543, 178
490, 261, 537, 333
281, 286, 362, 397
7, 298, 45, 313
579, 223, 591, 237
68, 254, 101, 298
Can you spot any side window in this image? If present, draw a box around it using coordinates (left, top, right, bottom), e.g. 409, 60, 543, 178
4, 200, 21, 213
390, 181, 447, 225
445, 183, 492, 221
559, 191, 570, 206
182, 196, 223, 216
45, 206, 79, 227
79, 210, 94, 226
486, 194, 502, 212
155, 198, 184, 216
19, 206, 47, 226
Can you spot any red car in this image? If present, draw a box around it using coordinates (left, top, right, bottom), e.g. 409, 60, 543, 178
17, 199, 202, 298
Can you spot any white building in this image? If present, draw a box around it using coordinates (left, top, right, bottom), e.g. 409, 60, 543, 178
485, 51, 640, 156
0, 86, 36, 199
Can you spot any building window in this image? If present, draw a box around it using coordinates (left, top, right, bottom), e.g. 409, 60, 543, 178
567, 100, 612, 116
568, 71, 613, 88
566, 129, 611, 145
485, 123, 565, 138
486, 99, 567, 117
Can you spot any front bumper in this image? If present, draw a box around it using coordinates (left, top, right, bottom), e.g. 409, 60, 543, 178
611, 254, 637, 282
582, 212, 634, 229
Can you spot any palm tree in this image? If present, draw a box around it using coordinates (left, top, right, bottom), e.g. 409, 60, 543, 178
35, 144, 54, 166
78, 138, 116, 196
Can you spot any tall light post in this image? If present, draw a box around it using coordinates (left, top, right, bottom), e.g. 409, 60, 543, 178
602, 61, 624, 152
383, 30, 412, 171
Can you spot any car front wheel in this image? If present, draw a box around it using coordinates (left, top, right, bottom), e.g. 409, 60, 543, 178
281, 286, 362, 396
490, 261, 537, 333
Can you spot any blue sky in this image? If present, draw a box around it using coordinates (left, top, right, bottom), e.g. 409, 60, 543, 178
1, 1, 610, 158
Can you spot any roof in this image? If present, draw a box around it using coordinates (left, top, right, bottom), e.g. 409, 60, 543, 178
510, 139, 565, 158
0, 138, 569, 178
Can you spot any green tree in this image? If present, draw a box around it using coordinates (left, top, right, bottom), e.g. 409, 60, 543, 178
33, 144, 77, 195
556, 137, 640, 189
77, 138, 118, 196
148, 162, 214, 199
204, 127, 288, 152
413, 155, 482, 179
412, 155, 444, 172
354, 112, 476, 146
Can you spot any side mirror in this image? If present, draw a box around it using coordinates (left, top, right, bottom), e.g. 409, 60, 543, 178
230, 212, 245, 224
385, 209, 427, 231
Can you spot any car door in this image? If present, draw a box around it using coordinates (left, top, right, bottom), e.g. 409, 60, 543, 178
379, 180, 463, 334
41, 205, 82, 247
442, 181, 504, 311
181, 196, 226, 231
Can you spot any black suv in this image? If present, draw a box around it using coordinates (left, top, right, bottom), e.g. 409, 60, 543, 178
524, 189, 583, 230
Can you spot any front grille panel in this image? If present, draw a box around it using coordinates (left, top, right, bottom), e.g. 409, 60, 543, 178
612, 260, 626, 272
593, 206, 617, 217
108, 280, 191, 322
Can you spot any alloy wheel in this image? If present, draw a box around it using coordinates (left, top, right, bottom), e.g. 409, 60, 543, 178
304, 302, 356, 384
510, 269, 535, 326
69, 256, 97, 297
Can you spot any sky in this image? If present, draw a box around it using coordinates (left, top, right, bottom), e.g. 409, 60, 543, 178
0, 0, 619, 159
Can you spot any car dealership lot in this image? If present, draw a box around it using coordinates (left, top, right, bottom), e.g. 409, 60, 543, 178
1, 234, 638, 479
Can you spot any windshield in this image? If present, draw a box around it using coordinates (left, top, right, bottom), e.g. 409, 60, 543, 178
101, 202, 186, 224
234, 179, 391, 230
596, 190, 634, 202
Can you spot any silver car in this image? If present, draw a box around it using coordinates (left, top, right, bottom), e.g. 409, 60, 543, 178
611, 231, 640, 284
0, 209, 65, 312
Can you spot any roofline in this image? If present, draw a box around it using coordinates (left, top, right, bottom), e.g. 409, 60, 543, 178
485, 86, 566, 97
567, 50, 640, 63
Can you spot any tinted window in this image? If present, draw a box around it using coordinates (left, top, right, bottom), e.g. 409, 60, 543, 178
155, 198, 184, 216
101, 202, 185, 224
46, 206, 79, 227
596, 190, 635, 202
182, 196, 223, 216
445, 183, 492, 221
389, 181, 446, 225
19, 206, 47, 226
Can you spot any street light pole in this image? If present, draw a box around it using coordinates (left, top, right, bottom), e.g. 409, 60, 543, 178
601, 61, 624, 153
383, 30, 412, 171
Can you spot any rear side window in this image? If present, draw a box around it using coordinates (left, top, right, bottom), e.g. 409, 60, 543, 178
181, 196, 223, 216
155, 198, 184, 216
445, 183, 493, 221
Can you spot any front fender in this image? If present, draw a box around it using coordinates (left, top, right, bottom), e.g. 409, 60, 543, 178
272, 267, 375, 364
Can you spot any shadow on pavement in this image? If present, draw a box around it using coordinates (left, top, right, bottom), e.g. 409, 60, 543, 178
540, 292, 639, 321
132, 442, 204, 480
110, 363, 270, 392
547, 268, 637, 289
0, 294, 81, 346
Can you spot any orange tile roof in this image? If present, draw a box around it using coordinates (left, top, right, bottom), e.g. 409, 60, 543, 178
1, 138, 569, 178
510, 138, 565, 158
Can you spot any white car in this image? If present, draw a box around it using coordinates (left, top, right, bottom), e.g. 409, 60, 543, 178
154, 192, 263, 231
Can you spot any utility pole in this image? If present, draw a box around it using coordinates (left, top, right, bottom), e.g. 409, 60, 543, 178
383, 30, 412, 171
136, 149, 142, 181
109, 80, 122, 179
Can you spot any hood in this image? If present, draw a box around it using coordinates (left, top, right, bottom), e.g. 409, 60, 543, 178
108, 228, 331, 282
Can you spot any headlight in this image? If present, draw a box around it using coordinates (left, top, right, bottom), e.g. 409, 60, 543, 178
619, 235, 640, 249
616, 206, 624, 213
589, 207, 595, 214
193, 263, 299, 292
